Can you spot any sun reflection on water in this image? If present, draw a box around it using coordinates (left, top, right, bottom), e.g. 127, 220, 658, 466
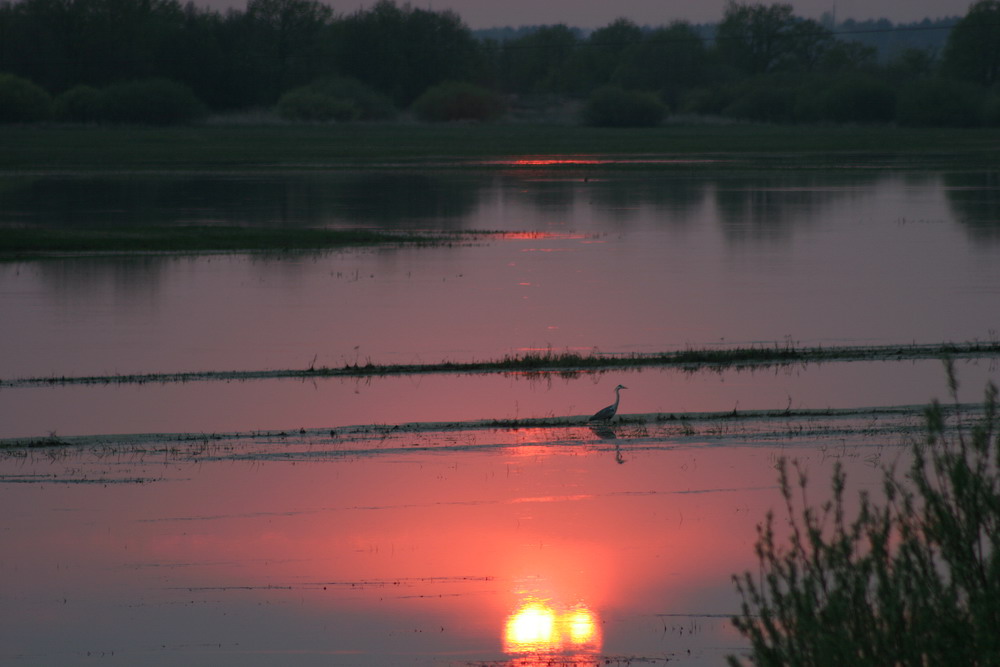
503, 598, 602, 660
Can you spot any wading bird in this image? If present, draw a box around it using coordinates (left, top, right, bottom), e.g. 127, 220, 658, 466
589, 384, 627, 422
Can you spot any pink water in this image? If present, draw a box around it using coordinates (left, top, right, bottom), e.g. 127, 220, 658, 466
1, 165, 998, 665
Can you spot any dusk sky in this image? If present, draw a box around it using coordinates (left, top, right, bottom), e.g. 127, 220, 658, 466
198, 0, 973, 28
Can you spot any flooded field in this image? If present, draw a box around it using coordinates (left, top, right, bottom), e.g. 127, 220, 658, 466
2, 161, 999, 665
2, 415, 917, 666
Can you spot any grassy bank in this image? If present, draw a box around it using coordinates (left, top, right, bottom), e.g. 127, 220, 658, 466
4, 123, 1000, 172
0, 225, 460, 257
5, 342, 998, 387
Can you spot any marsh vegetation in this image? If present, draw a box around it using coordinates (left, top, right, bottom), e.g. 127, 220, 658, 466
731, 368, 1000, 666
5, 342, 1000, 388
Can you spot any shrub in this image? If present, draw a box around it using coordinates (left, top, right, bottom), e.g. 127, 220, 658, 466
724, 84, 797, 123
680, 83, 744, 116
411, 81, 506, 122
278, 77, 396, 122
0, 73, 52, 123
53, 85, 104, 123
981, 94, 1000, 127
582, 86, 666, 127
822, 75, 896, 124
896, 79, 987, 127
278, 90, 361, 122
101, 79, 206, 125
730, 362, 1000, 666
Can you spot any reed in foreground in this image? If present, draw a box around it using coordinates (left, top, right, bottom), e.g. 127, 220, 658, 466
729, 362, 1000, 666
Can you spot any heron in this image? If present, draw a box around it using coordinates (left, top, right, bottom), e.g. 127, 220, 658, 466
589, 384, 627, 422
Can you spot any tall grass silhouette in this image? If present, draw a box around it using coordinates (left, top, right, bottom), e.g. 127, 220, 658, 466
730, 360, 1000, 666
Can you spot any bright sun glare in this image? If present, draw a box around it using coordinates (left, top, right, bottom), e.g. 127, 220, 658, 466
504, 599, 601, 655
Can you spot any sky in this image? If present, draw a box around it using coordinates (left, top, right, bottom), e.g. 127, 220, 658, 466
197, 0, 974, 28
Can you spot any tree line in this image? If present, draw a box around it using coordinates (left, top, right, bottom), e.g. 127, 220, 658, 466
0, 0, 998, 126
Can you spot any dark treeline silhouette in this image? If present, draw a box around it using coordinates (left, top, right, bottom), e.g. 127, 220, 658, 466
0, 0, 998, 126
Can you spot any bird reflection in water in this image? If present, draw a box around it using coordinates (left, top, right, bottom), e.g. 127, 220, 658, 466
503, 599, 602, 663
588, 384, 629, 464
589, 423, 617, 440
587, 425, 627, 464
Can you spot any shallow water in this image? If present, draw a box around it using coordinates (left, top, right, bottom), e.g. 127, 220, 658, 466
2, 164, 999, 665
2, 169, 1000, 380
0, 358, 994, 439
1, 419, 902, 666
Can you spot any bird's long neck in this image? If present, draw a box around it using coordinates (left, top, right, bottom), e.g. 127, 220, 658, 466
612, 387, 621, 409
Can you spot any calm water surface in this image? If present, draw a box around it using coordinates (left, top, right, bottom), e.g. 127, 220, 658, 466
2, 168, 999, 381
1, 164, 999, 665
2, 420, 897, 666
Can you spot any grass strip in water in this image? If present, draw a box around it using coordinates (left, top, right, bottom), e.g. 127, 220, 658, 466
0, 225, 456, 256
4, 341, 999, 388
0, 403, 975, 456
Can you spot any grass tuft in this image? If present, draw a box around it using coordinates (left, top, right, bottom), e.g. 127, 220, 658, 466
729, 361, 1000, 665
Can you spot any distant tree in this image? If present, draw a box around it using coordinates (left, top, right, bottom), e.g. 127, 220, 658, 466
716, 2, 831, 75
0, 0, 188, 91
816, 40, 878, 74
498, 24, 580, 94
335, 0, 482, 106
716, 1, 794, 74
942, 0, 1000, 86
886, 47, 936, 81
783, 17, 833, 71
562, 18, 643, 92
615, 22, 710, 108
243, 0, 334, 102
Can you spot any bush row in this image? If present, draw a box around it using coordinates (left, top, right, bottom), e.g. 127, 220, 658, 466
278, 78, 507, 123
1, 72, 508, 125
277, 77, 398, 122
4, 69, 1000, 128
0, 74, 207, 125
686, 74, 1000, 127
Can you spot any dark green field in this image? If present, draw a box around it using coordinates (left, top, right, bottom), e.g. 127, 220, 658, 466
4, 123, 1000, 171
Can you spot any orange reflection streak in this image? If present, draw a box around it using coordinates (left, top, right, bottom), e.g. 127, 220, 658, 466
483, 156, 722, 167
503, 598, 602, 657
508, 158, 604, 166
497, 231, 588, 240
501, 426, 569, 455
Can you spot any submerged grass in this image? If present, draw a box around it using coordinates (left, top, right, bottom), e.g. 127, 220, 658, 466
0, 403, 950, 454
5, 341, 999, 388
0, 225, 460, 257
